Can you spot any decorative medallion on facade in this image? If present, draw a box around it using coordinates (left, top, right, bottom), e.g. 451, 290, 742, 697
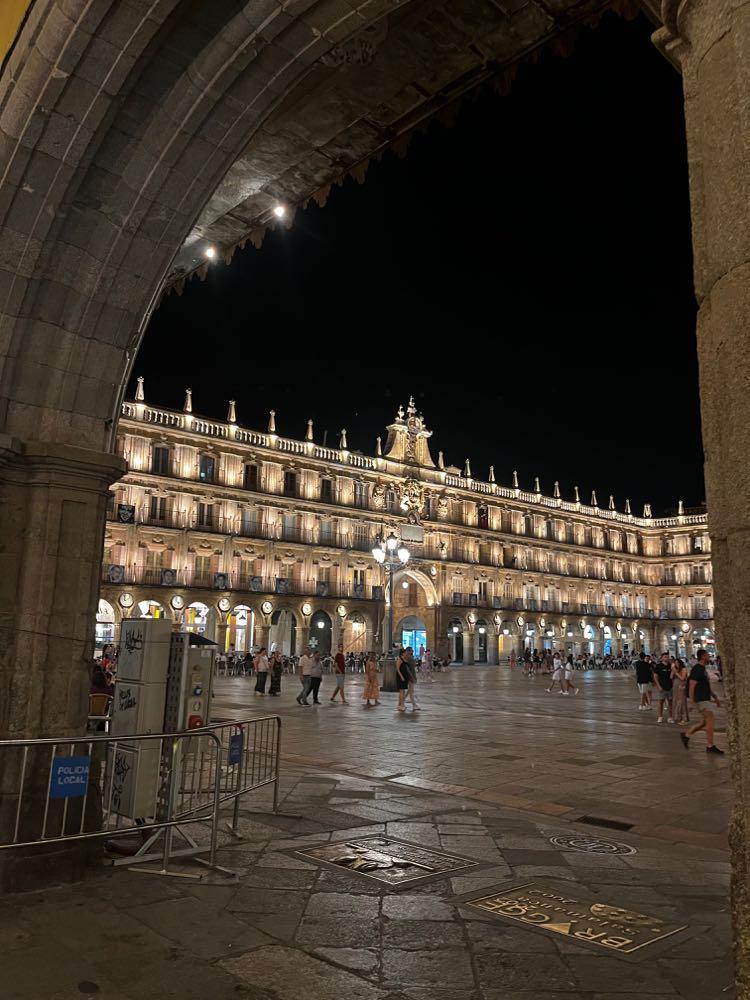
399, 478, 424, 524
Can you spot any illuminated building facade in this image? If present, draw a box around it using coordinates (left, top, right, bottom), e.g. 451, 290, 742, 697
99, 385, 715, 662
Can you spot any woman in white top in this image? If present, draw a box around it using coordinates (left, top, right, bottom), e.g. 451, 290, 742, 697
563, 654, 579, 696
547, 652, 565, 693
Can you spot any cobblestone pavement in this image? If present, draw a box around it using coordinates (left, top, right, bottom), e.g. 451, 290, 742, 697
1, 667, 733, 999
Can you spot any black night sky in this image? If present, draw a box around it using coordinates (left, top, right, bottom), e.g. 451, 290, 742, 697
130, 11, 702, 517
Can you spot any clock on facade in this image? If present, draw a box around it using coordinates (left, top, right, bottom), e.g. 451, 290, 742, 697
261, 600, 273, 615
301, 602, 312, 616
516, 615, 524, 628
119, 592, 134, 608
217, 597, 231, 613
171, 594, 185, 610
336, 604, 346, 618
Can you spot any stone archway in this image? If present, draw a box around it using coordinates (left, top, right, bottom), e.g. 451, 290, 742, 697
0, 5, 748, 983
391, 567, 438, 654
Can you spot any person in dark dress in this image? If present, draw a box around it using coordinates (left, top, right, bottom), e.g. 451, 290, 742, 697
268, 650, 282, 696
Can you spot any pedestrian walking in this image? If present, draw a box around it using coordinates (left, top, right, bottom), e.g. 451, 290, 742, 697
563, 653, 579, 695
405, 647, 420, 711
547, 651, 565, 693
254, 647, 269, 696
268, 650, 282, 696
635, 652, 653, 710
652, 653, 674, 724
330, 645, 348, 704
680, 648, 724, 754
297, 646, 313, 705
309, 651, 324, 704
396, 648, 410, 713
363, 651, 380, 706
671, 657, 690, 724
420, 648, 434, 682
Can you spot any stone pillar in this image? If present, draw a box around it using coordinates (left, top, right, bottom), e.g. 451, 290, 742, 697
654, 4, 750, 993
331, 614, 342, 654
464, 627, 475, 665
297, 625, 310, 652
0, 438, 125, 890
488, 631, 500, 665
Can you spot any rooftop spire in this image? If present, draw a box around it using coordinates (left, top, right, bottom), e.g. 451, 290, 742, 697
574, 485, 580, 503
464, 458, 472, 478
678, 499, 684, 516
268, 409, 276, 433
489, 465, 495, 484
135, 376, 145, 402
438, 450, 445, 470
609, 494, 615, 510
625, 498, 632, 515
306, 418, 313, 441
376, 436, 382, 456
340, 428, 348, 449
227, 400, 236, 423
643, 502, 652, 518
591, 490, 598, 507
407, 395, 417, 416
512, 470, 519, 489
534, 476, 541, 494
183, 388, 192, 413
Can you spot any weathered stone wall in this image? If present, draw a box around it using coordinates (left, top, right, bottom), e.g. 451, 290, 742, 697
654, 1, 750, 993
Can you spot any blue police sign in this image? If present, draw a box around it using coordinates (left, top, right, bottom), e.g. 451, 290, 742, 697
50, 756, 90, 799
228, 733, 243, 765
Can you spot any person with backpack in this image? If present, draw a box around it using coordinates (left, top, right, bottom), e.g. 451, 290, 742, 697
652, 652, 674, 724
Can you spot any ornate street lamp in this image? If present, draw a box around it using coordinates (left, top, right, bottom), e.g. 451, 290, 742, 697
372, 530, 410, 691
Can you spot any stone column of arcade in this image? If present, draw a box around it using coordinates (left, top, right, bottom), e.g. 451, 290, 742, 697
0, 438, 125, 889
654, 2, 750, 993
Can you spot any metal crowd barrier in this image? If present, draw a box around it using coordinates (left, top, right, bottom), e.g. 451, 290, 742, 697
0, 715, 281, 879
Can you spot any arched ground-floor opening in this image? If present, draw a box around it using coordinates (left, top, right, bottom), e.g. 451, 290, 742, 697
310, 611, 333, 656
95, 599, 117, 654
343, 611, 371, 654
270, 609, 297, 657
396, 615, 427, 658
227, 605, 255, 654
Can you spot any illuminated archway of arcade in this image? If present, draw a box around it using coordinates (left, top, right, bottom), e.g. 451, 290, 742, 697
0, 3, 750, 984
392, 568, 438, 657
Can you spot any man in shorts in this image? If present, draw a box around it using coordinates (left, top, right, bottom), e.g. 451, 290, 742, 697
652, 652, 674, 724
635, 651, 653, 710
681, 648, 723, 754
330, 645, 349, 704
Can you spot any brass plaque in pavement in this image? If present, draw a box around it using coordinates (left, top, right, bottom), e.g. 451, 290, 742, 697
464, 882, 687, 954
549, 833, 636, 856
296, 836, 479, 887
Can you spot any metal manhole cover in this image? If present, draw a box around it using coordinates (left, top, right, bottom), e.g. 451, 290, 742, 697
549, 833, 636, 856
295, 836, 479, 888
462, 882, 687, 954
